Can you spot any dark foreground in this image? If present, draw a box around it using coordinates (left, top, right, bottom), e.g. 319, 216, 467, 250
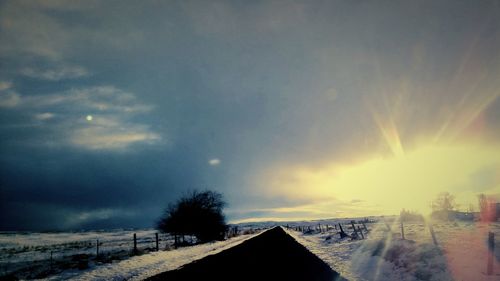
147, 226, 346, 281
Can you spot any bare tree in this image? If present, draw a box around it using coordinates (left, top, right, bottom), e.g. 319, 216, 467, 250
400, 209, 424, 222
157, 190, 228, 244
431, 192, 457, 212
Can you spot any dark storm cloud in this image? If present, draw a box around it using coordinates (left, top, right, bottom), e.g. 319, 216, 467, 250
1, 0, 499, 229
0, 145, 210, 230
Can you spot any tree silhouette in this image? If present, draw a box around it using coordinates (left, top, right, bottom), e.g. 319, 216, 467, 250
431, 192, 457, 212
157, 190, 228, 244
430, 192, 458, 220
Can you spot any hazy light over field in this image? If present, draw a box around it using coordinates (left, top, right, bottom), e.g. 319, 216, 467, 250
0, 0, 499, 230
255, 143, 500, 219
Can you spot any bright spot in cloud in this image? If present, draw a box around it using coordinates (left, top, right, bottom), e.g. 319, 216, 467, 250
209, 158, 221, 166
35, 112, 54, 120
0, 81, 12, 91
71, 127, 160, 150
324, 87, 338, 102
0, 82, 20, 108
86, 115, 93, 121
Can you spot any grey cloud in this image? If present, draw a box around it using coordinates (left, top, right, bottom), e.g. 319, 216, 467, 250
20, 64, 89, 81
0, 81, 20, 108
0, 91, 21, 108
0, 144, 208, 230
0, 1, 71, 60
3, 85, 161, 150
34, 112, 55, 120
1, 0, 500, 230
454, 164, 500, 193
70, 122, 160, 150
0, 81, 12, 91
0, 201, 148, 231
0, 1, 134, 58
22, 86, 154, 114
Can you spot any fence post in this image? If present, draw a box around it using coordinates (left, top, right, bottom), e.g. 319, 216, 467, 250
357, 226, 365, 239
362, 222, 368, 232
428, 223, 438, 246
155, 233, 159, 251
487, 232, 494, 275
338, 223, 348, 238
133, 233, 138, 254
351, 221, 358, 237
96, 239, 99, 257
400, 220, 405, 240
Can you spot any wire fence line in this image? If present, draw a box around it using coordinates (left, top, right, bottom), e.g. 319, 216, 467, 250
0, 231, 192, 279
0, 226, 265, 280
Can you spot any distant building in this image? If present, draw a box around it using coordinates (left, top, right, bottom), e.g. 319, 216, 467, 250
431, 202, 500, 221
430, 210, 475, 221
453, 211, 476, 221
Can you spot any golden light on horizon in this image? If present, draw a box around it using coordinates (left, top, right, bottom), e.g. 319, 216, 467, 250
256, 142, 500, 218
247, 66, 500, 221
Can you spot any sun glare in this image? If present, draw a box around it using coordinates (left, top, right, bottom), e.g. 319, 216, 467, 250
259, 142, 500, 218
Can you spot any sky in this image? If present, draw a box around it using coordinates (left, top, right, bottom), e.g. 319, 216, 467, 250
1, 0, 499, 230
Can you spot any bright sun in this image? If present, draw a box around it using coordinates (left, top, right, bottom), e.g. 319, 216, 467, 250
86, 115, 93, 121
257, 142, 500, 217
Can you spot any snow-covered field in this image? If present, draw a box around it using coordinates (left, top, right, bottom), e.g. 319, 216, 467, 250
1, 219, 499, 280
0, 227, 263, 280
285, 220, 500, 281
1, 229, 175, 279
1, 229, 160, 256
48, 230, 262, 280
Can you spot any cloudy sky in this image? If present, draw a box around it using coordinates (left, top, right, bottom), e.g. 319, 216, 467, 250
1, 0, 499, 230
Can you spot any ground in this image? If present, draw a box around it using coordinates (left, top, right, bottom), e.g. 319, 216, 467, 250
147, 226, 345, 281
1, 218, 499, 280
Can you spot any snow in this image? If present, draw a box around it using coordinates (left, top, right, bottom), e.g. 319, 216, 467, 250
0, 229, 170, 278
47, 231, 261, 280
0, 229, 159, 261
2, 219, 500, 281
0, 229, 159, 248
284, 221, 500, 281
0, 228, 260, 279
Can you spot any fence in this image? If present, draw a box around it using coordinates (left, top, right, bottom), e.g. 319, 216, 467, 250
0, 231, 179, 279
285, 219, 374, 240
0, 226, 261, 280
287, 219, 498, 277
